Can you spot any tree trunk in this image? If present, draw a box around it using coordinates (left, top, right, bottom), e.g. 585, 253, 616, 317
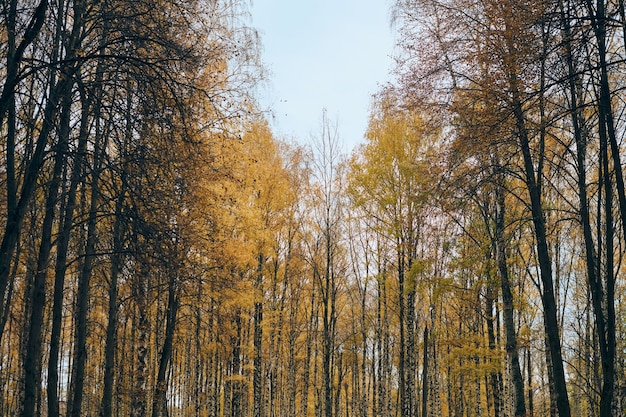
230, 314, 243, 417
360, 272, 369, 417
421, 326, 429, 417
485, 287, 503, 417
508, 68, 571, 417
321, 221, 336, 417
47, 73, 92, 417
21, 76, 72, 417
526, 345, 534, 417
152, 272, 179, 417
131, 266, 150, 417
406, 257, 417, 417
586, 2, 618, 414
100, 181, 127, 417
495, 178, 526, 417
68, 155, 102, 417
598, 90, 616, 417
253, 254, 264, 417
495, 4, 571, 415
376, 261, 391, 417
301, 290, 317, 417
322, 274, 334, 417
398, 245, 407, 417
68, 84, 108, 417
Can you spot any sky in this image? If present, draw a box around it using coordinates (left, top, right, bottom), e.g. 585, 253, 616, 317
250, 0, 396, 151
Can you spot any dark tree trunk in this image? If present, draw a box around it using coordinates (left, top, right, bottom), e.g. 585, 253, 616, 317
495, 179, 526, 417
406, 257, 417, 417
152, 272, 179, 417
131, 261, 150, 417
508, 64, 571, 417
322, 229, 336, 417
526, 346, 534, 417
301, 290, 317, 417
421, 326, 428, 417
47, 78, 91, 417
598, 89, 616, 417
397, 245, 407, 417
68, 81, 108, 417
68, 153, 103, 417
485, 288, 503, 417
230, 314, 243, 417
586, 1, 618, 414
21, 87, 71, 417
100, 181, 127, 417
253, 254, 264, 417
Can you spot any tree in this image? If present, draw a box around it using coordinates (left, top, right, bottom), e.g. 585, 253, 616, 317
310, 110, 345, 417
349, 92, 440, 417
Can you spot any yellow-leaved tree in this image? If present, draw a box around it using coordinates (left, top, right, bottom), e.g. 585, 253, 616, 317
348, 91, 440, 417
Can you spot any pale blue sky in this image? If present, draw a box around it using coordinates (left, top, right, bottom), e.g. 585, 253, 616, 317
251, 0, 396, 150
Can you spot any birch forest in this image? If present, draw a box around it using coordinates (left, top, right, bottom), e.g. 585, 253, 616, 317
2, 0, 626, 416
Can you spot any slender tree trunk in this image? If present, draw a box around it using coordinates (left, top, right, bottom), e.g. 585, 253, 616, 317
285, 248, 297, 417
398, 245, 407, 417
495, 177, 526, 417
21, 77, 73, 417
334, 350, 344, 417
131, 265, 150, 417
207, 302, 219, 417
287, 325, 297, 417
230, 314, 243, 417
253, 254, 264, 417
68, 90, 108, 417
509, 68, 571, 417
421, 326, 429, 417
485, 288, 503, 417
301, 290, 317, 417
526, 345, 534, 417
194, 284, 203, 417
323, 276, 333, 417
586, 2, 618, 414
494, 4, 571, 415
47, 75, 92, 417
322, 220, 336, 417
376, 275, 385, 417
406, 257, 417, 417
598, 89, 616, 417
99, 69, 131, 417
360, 273, 368, 417
100, 180, 127, 417
152, 272, 179, 417
376, 259, 390, 417
68, 155, 102, 417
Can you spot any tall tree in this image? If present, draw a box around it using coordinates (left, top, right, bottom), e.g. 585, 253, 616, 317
311, 111, 345, 417
349, 93, 439, 417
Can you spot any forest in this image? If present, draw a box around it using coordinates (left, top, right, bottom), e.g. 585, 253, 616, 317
1, 0, 626, 416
